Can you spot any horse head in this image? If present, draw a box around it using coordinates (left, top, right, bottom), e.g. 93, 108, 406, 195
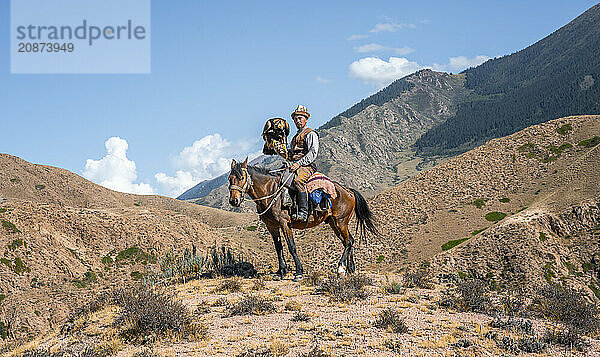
228, 157, 250, 207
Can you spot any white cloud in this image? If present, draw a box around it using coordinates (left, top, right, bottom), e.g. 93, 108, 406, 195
433, 55, 491, 72
369, 22, 416, 33
155, 171, 195, 198
354, 43, 414, 55
348, 34, 369, 41
316, 76, 330, 83
83, 137, 155, 195
349, 56, 426, 86
154, 134, 260, 197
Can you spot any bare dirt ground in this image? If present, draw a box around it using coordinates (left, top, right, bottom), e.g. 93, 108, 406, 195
8, 273, 600, 356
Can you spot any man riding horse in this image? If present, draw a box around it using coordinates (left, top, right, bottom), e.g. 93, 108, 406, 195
228, 105, 378, 280
288, 105, 318, 221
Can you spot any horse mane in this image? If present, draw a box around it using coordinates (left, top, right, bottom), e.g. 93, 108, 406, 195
232, 163, 279, 179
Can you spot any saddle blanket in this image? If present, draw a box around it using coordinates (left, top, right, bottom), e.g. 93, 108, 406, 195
306, 172, 337, 199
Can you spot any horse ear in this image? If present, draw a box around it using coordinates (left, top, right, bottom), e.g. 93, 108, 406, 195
242, 157, 248, 168
231, 159, 236, 170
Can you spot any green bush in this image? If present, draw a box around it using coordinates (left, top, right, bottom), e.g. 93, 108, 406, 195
0, 208, 6, 213
499, 197, 510, 203
518, 143, 534, 152
556, 123, 573, 135
471, 227, 489, 236
442, 237, 470, 251
539, 232, 548, 242
485, 212, 507, 222
246, 225, 257, 231
7, 239, 24, 250
578, 136, 600, 148
72, 271, 97, 288
9, 178, 20, 183
2, 220, 20, 233
472, 198, 485, 209
34, 184, 45, 190
13, 257, 30, 274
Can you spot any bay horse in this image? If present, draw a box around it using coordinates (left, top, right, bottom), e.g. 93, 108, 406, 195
228, 158, 378, 281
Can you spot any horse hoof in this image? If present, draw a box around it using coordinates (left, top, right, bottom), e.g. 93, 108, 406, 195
293, 274, 303, 282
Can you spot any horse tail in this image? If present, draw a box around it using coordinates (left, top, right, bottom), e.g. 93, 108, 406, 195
350, 188, 379, 245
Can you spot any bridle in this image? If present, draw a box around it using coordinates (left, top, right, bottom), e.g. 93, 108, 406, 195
228, 167, 253, 203
228, 166, 291, 216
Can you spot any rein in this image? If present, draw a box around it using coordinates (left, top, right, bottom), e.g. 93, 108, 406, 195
229, 167, 291, 216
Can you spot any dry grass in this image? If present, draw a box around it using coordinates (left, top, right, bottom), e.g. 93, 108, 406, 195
373, 307, 408, 333
227, 294, 277, 316
214, 277, 244, 293
316, 274, 372, 302
284, 301, 302, 312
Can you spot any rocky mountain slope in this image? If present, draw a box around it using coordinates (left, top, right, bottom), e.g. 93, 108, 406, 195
416, 3, 600, 154
0, 155, 269, 341
291, 115, 600, 300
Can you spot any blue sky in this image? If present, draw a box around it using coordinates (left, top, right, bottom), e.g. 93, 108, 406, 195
1, 1, 597, 197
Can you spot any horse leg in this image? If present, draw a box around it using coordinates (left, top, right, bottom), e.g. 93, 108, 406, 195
267, 225, 288, 278
347, 232, 356, 274
280, 223, 304, 281
329, 220, 351, 276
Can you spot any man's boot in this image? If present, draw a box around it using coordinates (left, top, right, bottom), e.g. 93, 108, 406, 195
294, 191, 309, 221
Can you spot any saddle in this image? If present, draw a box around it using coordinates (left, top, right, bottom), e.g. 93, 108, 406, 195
283, 172, 335, 219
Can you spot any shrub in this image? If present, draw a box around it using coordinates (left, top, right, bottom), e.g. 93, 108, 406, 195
251, 279, 266, 291
285, 301, 302, 311
214, 277, 243, 293
402, 265, 433, 289
246, 225, 258, 231
490, 318, 533, 335
556, 123, 572, 135
212, 297, 229, 307
2, 220, 20, 233
517, 337, 546, 353
518, 143, 534, 152
543, 328, 588, 351
299, 345, 329, 357
0, 208, 6, 213
7, 239, 24, 251
13, 257, 30, 274
72, 271, 97, 288
227, 294, 277, 316
316, 274, 372, 302
539, 232, 548, 241
9, 178, 20, 183
382, 280, 403, 294
441, 237, 470, 251
454, 278, 493, 313
302, 270, 326, 286
471, 227, 489, 235
373, 308, 408, 333
291, 311, 310, 322
578, 136, 600, 148
113, 286, 206, 341
472, 198, 485, 209
34, 184, 45, 190
531, 285, 600, 335
499, 197, 510, 203
485, 212, 507, 222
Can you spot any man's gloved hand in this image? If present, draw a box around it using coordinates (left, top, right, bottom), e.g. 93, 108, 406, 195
290, 162, 300, 172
